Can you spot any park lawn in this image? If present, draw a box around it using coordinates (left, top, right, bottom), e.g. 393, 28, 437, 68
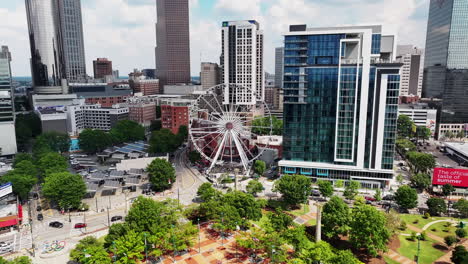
306, 219, 316, 226
383, 256, 400, 264
267, 200, 310, 216
397, 235, 445, 264
426, 221, 468, 239
290, 204, 310, 217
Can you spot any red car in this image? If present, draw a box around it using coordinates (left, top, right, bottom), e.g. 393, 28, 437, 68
364, 196, 376, 202
74, 223, 87, 228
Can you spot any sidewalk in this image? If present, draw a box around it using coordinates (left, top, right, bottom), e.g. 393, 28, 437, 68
384, 249, 416, 264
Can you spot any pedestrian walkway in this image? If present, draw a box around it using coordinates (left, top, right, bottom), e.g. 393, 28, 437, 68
293, 200, 318, 225
406, 224, 445, 243
434, 238, 468, 263
384, 249, 416, 264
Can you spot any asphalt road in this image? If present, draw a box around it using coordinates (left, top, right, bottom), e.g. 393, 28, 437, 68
172, 148, 207, 205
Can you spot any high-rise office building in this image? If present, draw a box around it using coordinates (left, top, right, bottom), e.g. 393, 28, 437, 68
220, 20, 264, 105
25, 0, 87, 92
396, 45, 424, 97
93, 58, 113, 79
275, 47, 284, 88
423, 0, 468, 126
0, 46, 17, 156
200, 62, 220, 89
58, 0, 86, 82
155, 0, 191, 89
279, 25, 402, 189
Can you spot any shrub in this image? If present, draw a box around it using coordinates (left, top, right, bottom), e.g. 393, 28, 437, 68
419, 231, 427, 241
445, 222, 452, 227
413, 219, 419, 224
399, 220, 407, 231
409, 231, 417, 241
456, 228, 467, 239
444, 229, 450, 233
431, 228, 437, 232
424, 212, 430, 219
445, 235, 458, 247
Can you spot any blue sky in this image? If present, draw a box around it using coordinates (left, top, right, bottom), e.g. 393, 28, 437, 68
1, 0, 429, 77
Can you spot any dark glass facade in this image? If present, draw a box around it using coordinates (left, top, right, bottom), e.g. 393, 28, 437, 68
281, 27, 401, 188
423, 0, 468, 125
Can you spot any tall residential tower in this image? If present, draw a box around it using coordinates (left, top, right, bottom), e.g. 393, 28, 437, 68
396, 45, 424, 97
155, 0, 191, 90
220, 20, 264, 105
279, 25, 401, 189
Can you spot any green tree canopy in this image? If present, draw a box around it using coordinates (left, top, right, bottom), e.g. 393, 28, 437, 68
453, 199, 468, 218
374, 189, 382, 201
317, 180, 334, 198
15, 122, 33, 152
36, 132, 70, 153
322, 196, 351, 239
350, 205, 390, 257
407, 151, 436, 173
397, 114, 414, 138
188, 150, 201, 164
452, 245, 468, 264
78, 129, 113, 154
109, 120, 145, 144
252, 116, 283, 135
177, 125, 188, 143
32, 136, 53, 160
13, 153, 34, 167
426, 197, 447, 216
149, 120, 162, 131
114, 230, 145, 263
266, 208, 293, 232
416, 126, 432, 141
126, 197, 179, 232
395, 185, 418, 210
0, 256, 33, 264
0, 171, 37, 201
253, 160, 266, 176
273, 174, 312, 207
396, 138, 417, 154
42, 172, 86, 209
146, 158, 176, 191
246, 179, 264, 196
70, 236, 111, 264
442, 184, 456, 197
410, 173, 431, 190
222, 191, 262, 221
343, 180, 360, 200
37, 152, 68, 177
196, 183, 220, 202
149, 129, 180, 154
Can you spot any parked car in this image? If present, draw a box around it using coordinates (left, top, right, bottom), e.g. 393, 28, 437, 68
382, 195, 395, 201
37, 213, 43, 221
111, 216, 123, 222
364, 196, 376, 202
36, 205, 42, 211
311, 189, 321, 197
49, 221, 63, 228
74, 223, 87, 229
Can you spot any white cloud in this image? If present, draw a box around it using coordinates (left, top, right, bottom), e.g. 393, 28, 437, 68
215, 0, 262, 16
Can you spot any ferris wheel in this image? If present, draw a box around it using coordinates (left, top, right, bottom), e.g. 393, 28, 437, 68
189, 84, 273, 174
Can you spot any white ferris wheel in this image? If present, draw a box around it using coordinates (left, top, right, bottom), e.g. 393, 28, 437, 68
189, 84, 273, 174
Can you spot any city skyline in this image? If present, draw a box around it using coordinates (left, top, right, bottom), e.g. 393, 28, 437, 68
2, 0, 429, 77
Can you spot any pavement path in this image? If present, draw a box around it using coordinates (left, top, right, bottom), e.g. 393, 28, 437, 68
385, 249, 416, 264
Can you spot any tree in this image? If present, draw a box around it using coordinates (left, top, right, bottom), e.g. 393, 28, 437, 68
126, 197, 180, 232
0, 257, 33, 264
15, 122, 32, 151
273, 174, 311, 207
452, 245, 468, 264
322, 196, 351, 239
177, 125, 188, 143
37, 152, 68, 177
253, 160, 266, 176
453, 199, 468, 218
13, 153, 34, 167
0, 162, 38, 200
252, 116, 283, 135
343, 180, 360, 200
350, 205, 390, 257
266, 208, 293, 232
36, 132, 71, 153
42, 172, 86, 209
395, 185, 418, 210
188, 150, 201, 164
197, 183, 220, 201
32, 136, 53, 160
456, 131, 465, 139
335, 180, 344, 188
445, 235, 458, 247
331, 250, 363, 264
442, 184, 455, 197
416, 126, 432, 142
149, 120, 162, 131
407, 151, 436, 173
385, 209, 403, 235
445, 131, 455, 139
146, 158, 176, 191
15, 112, 41, 137
410, 173, 431, 190
396, 174, 404, 185
109, 120, 145, 144
13, 160, 37, 177
246, 180, 264, 196
426, 197, 447, 216
105, 223, 130, 248
70, 236, 111, 264
78, 129, 113, 154
114, 230, 145, 263
317, 180, 334, 198
397, 115, 414, 138
396, 139, 417, 154
374, 189, 382, 201
299, 241, 336, 264
222, 191, 262, 221
456, 228, 467, 239
149, 129, 180, 153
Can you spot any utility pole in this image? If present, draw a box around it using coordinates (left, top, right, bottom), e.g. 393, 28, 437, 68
95, 197, 98, 212
107, 207, 110, 227
27, 201, 35, 257
315, 203, 322, 242
198, 218, 201, 253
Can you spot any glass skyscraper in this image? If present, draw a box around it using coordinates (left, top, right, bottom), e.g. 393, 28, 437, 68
279, 25, 401, 189
0, 46, 17, 156
423, 0, 468, 126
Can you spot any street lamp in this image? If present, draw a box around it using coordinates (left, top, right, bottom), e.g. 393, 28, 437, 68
197, 218, 201, 254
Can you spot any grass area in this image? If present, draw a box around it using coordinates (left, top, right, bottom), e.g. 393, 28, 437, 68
399, 214, 467, 230
266, 200, 310, 216
383, 256, 401, 264
306, 218, 316, 226
97, 235, 106, 244
251, 214, 269, 228
426, 221, 468, 239
397, 235, 445, 264
290, 204, 310, 217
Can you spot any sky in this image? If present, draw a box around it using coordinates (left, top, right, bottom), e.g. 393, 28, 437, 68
1, 0, 430, 77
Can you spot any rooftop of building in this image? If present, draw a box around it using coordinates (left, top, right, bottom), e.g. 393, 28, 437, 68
70, 83, 132, 98
288, 24, 382, 33
399, 103, 437, 110
444, 142, 468, 159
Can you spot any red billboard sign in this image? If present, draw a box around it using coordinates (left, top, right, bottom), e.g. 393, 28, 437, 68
432, 168, 468, 187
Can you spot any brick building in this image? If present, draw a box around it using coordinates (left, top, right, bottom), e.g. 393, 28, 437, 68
132, 80, 160, 95
161, 100, 191, 134
93, 58, 113, 79
128, 101, 156, 127
85, 95, 129, 107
